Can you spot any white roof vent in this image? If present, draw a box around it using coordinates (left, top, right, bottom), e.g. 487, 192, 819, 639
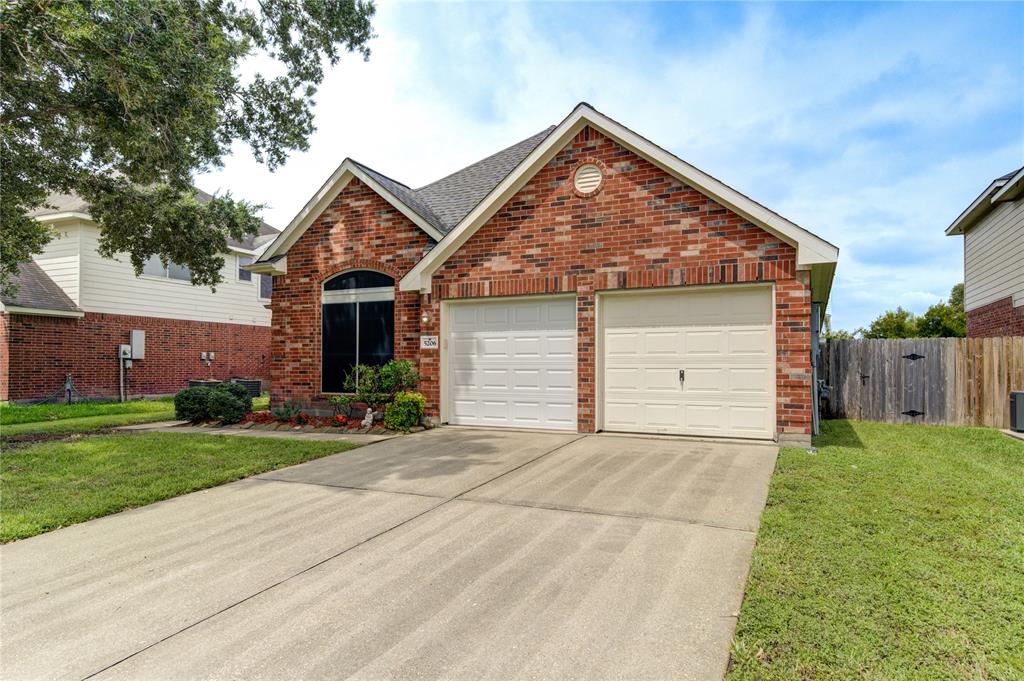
573, 163, 603, 195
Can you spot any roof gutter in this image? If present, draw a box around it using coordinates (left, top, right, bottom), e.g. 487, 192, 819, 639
0, 303, 85, 318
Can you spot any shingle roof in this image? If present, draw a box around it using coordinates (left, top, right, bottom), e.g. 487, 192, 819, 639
1, 261, 81, 313
352, 126, 555, 235
30, 189, 280, 251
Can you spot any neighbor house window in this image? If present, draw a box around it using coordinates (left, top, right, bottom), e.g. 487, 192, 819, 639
142, 255, 191, 281
321, 270, 394, 393
259, 273, 272, 300
238, 255, 253, 282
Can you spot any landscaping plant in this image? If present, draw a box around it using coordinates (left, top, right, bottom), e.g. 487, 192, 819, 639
173, 386, 214, 422
344, 359, 420, 409
270, 400, 305, 422
207, 389, 247, 424
383, 391, 426, 432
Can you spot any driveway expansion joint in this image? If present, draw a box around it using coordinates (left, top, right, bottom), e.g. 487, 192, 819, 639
453, 496, 758, 534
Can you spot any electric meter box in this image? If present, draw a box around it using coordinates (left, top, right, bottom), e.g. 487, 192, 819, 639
130, 330, 145, 359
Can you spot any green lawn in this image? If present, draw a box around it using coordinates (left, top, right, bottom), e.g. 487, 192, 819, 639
1, 432, 356, 542
1, 393, 268, 438
729, 420, 1024, 680
1, 398, 174, 426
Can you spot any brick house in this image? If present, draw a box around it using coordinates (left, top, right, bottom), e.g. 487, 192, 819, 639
250, 104, 839, 444
945, 165, 1024, 337
0, 192, 277, 402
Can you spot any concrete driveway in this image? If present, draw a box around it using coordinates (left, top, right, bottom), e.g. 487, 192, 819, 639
0, 429, 778, 681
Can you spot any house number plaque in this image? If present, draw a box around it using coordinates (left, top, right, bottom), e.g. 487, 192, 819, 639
420, 335, 439, 350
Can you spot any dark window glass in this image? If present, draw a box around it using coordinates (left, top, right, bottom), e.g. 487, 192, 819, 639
259, 273, 272, 299
321, 303, 357, 393
358, 300, 395, 367
238, 256, 253, 282
323, 270, 394, 291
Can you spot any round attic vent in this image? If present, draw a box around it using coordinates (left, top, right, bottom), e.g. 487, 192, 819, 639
573, 163, 603, 195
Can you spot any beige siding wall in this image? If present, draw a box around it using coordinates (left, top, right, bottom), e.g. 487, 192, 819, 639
34, 223, 83, 305
76, 223, 272, 326
963, 198, 1024, 311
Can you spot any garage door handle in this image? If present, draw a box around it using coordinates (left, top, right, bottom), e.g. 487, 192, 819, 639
678, 369, 685, 382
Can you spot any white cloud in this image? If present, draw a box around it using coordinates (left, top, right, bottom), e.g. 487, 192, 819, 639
198, 1, 1022, 330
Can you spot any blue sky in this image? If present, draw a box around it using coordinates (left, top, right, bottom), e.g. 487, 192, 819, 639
200, 1, 1024, 331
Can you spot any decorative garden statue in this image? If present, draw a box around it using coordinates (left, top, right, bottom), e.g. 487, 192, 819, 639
362, 408, 374, 429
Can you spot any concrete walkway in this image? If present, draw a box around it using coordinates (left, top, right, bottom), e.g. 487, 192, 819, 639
1, 427, 778, 681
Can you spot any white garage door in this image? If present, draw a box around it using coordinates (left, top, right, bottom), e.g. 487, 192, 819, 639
601, 286, 774, 439
446, 297, 577, 430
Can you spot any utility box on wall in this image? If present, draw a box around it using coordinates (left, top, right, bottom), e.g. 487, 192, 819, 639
130, 330, 145, 360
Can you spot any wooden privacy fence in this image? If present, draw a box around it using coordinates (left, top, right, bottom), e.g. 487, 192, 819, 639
821, 337, 1024, 429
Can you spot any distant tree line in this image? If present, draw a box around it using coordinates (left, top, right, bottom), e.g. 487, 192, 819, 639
824, 284, 966, 340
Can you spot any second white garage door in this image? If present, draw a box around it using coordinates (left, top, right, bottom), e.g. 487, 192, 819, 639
601, 286, 775, 439
446, 296, 577, 430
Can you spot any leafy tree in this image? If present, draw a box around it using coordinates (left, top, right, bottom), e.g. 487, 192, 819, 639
860, 307, 918, 339
917, 283, 966, 338
1, 0, 375, 294
857, 284, 966, 339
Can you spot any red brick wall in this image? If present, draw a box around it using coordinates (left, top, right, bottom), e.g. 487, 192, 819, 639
424, 126, 812, 435
0, 313, 10, 401
269, 178, 433, 406
3, 311, 270, 401
967, 296, 1024, 337
268, 128, 813, 437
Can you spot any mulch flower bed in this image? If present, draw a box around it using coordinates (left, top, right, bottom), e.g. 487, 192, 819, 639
228, 411, 428, 435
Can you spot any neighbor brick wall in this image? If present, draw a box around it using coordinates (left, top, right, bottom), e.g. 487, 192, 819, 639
423, 126, 812, 435
3, 311, 270, 401
967, 296, 1024, 337
268, 178, 433, 407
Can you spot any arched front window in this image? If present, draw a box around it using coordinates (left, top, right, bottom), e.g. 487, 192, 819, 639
322, 270, 395, 393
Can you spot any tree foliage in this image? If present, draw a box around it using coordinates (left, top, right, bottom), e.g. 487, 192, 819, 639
855, 284, 966, 339
0, 0, 375, 293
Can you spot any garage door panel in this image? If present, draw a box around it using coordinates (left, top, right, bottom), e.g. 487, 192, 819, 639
447, 298, 577, 431
685, 330, 723, 355
728, 328, 772, 355
601, 287, 774, 439
683, 367, 724, 393
729, 367, 771, 394
546, 368, 575, 392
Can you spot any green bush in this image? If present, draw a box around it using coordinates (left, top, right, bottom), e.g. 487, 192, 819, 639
383, 391, 426, 432
271, 400, 304, 421
174, 387, 214, 422
217, 382, 253, 413
328, 394, 352, 417
208, 389, 247, 424
344, 360, 420, 408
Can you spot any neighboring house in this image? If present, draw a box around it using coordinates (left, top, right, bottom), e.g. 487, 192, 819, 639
249, 103, 839, 444
0, 192, 278, 402
946, 166, 1024, 337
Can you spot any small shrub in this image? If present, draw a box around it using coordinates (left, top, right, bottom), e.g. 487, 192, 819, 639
344, 360, 420, 409
217, 382, 253, 413
208, 389, 247, 424
174, 387, 214, 422
328, 394, 352, 417
271, 400, 304, 421
384, 391, 426, 432
379, 360, 419, 399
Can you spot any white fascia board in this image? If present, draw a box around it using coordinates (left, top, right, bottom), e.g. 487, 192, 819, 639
257, 160, 444, 264
946, 179, 1006, 236
0, 304, 85, 318
991, 167, 1024, 204
400, 104, 839, 292
34, 212, 93, 224
243, 256, 287, 276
